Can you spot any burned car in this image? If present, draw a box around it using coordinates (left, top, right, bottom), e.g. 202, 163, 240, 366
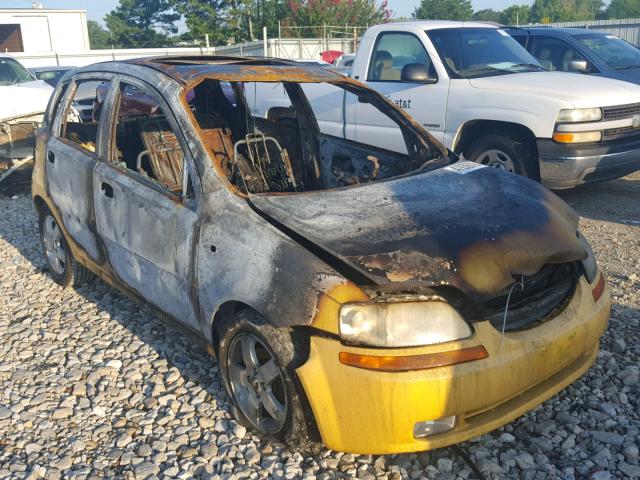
32, 56, 610, 454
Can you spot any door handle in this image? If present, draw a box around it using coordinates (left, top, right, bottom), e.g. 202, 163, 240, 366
47, 151, 55, 164
101, 182, 114, 198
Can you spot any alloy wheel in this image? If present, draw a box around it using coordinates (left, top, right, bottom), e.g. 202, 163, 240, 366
42, 214, 66, 276
227, 332, 287, 434
475, 149, 516, 172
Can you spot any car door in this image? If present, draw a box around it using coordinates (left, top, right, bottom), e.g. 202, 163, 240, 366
93, 78, 200, 329
348, 31, 450, 151
45, 75, 114, 262
528, 35, 597, 73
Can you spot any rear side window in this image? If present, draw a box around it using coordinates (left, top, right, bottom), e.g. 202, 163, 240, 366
111, 82, 189, 195
368, 32, 435, 81
60, 79, 111, 154
511, 34, 528, 48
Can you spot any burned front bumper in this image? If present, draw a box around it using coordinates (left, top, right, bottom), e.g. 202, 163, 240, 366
296, 275, 610, 454
538, 138, 640, 189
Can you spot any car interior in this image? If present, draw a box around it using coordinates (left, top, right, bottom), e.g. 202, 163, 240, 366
185, 78, 441, 194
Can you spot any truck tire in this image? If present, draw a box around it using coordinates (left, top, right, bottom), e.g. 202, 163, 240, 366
38, 206, 91, 287
465, 134, 536, 179
216, 309, 316, 451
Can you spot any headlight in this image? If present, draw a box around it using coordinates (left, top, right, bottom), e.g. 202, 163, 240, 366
557, 108, 602, 123
339, 301, 472, 347
553, 131, 601, 143
578, 232, 598, 283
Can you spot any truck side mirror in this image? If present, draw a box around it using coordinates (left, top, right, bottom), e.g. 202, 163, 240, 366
401, 63, 437, 84
567, 60, 589, 73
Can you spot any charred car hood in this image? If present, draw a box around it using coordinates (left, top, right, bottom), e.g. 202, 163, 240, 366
249, 164, 586, 300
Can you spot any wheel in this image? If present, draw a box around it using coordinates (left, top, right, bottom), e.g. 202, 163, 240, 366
465, 134, 536, 178
216, 309, 315, 449
39, 206, 91, 287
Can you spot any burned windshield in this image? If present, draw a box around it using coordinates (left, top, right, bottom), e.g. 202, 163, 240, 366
0, 58, 35, 86
186, 79, 447, 195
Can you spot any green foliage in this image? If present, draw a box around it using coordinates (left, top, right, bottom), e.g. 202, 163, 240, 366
105, 0, 180, 47
284, 0, 391, 38
606, 0, 640, 18
413, 0, 473, 21
87, 20, 112, 50
472, 8, 501, 21
499, 4, 531, 24
530, 0, 603, 22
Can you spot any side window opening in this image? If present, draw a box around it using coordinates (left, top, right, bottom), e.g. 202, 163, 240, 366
112, 82, 191, 196
49, 82, 69, 126
530, 36, 588, 72
368, 32, 435, 82
61, 79, 111, 154
187, 78, 446, 195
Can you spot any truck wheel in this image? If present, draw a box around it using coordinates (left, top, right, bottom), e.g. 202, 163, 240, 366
39, 206, 91, 287
216, 309, 315, 450
466, 134, 535, 178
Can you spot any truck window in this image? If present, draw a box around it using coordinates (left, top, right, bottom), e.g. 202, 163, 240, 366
60, 80, 111, 154
427, 28, 541, 78
529, 36, 589, 72
368, 32, 435, 82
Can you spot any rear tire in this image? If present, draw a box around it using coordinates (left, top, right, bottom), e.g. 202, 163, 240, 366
38, 206, 91, 287
466, 134, 537, 179
216, 309, 315, 451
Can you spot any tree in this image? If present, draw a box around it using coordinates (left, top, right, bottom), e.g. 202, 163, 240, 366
499, 4, 531, 24
473, 8, 501, 21
413, 0, 473, 21
284, 0, 392, 38
105, 0, 180, 47
606, 0, 640, 18
530, 0, 603, 22
87, 20, 112, 49
172, 0, 229, 45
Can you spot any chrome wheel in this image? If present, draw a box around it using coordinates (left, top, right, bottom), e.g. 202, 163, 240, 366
227, 333, 287, 433
42, 214, 66, 275
475, 149, 516, 172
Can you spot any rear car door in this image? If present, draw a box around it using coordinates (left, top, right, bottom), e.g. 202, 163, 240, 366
45, 75, 113, 262
93, 78, 200, 329
349, 31, 449, 149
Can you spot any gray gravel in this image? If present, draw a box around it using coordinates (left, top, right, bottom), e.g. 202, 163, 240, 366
0, 172, 639, 480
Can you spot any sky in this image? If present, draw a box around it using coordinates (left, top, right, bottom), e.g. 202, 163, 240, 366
0, 0, 523, 25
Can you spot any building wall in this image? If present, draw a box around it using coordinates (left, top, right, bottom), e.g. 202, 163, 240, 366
0, 9, 89, 53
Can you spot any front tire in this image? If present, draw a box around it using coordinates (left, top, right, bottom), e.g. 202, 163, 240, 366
466, 134, 536, 178
216, 310, 314, 449
38, 206, 90, 287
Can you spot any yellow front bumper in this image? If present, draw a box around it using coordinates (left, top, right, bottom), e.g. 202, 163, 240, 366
296, 276, 610, 454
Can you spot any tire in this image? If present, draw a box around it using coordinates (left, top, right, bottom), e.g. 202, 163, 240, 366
216, 309, 315, 450
38, 206, 91, 288
465, 134, 537, 179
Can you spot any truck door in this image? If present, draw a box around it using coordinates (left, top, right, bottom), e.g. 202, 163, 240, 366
348, 31, 449, 151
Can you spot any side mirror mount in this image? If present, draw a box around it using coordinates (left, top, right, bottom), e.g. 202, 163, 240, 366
568, 59, 589, 73
401, 63, 438, 84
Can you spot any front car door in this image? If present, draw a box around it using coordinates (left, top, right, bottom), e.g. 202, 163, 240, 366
93, 77, 200, 330
45, 75, 114, 263
528, 34, 598, 73
348, 30, 450, 150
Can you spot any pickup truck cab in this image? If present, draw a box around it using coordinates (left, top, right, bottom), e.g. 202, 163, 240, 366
278, 21, 640, 188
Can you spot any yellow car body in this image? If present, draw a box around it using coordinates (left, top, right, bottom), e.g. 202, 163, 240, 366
297, 274, 609, 454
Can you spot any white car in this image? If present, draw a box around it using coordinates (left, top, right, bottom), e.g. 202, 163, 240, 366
0, 54, 53, 188
250, 21, 640, 188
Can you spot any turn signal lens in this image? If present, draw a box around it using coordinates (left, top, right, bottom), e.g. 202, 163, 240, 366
553, 131, 601, 143
592, 274, 605, 303
338, 345, 489, 372
414, 416, 457, 438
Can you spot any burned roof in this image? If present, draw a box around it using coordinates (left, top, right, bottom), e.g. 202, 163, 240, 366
128, 56, 346, 85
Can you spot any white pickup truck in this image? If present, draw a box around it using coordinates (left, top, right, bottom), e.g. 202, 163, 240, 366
252, 21, 640, 188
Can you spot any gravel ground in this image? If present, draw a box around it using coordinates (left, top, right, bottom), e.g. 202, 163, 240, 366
0, 173, 638, 480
